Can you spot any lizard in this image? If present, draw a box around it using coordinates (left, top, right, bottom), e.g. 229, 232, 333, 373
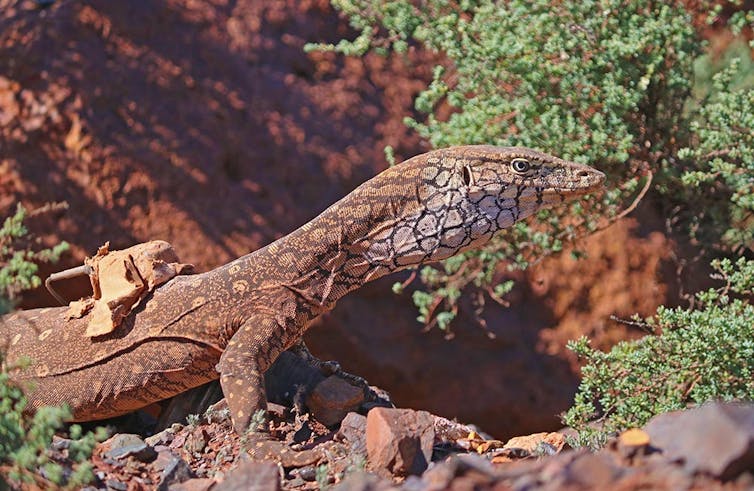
0, 146, 605, 434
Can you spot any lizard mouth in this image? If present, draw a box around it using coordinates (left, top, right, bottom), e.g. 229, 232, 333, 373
564, 167, 606, 195
527, 169, 605, 206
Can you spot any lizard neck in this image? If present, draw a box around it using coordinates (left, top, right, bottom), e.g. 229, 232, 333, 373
218, 163, 427, 315
252, 174, 420, 311
201, 146, 605, 336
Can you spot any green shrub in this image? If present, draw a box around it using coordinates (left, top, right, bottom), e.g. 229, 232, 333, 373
1, 369, 104, 487
311, 0, 753, 333
0, 204, 103, 487
679, 57, 754, 251
564, 257, 754, 448
0, 204, 69, 315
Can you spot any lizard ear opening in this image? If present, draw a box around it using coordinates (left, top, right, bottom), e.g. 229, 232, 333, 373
462, 164, 474, 186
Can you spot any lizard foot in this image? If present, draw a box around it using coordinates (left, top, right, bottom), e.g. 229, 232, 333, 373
288, 341, 371, 391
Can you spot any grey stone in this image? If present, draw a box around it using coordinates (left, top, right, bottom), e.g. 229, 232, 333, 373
104, 433, 157, 462
156, 449, 194, 490
106, 480, 128, 491
294, 466, 317, 481
51, 435, 71, 451
338, 412, 367, 454
644, 402, 754, 480
146, 427, 176, 447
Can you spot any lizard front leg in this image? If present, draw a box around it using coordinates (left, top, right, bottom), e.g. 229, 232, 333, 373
217, 315, 290, 434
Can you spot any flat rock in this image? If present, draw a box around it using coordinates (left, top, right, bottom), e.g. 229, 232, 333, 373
337, 412, 367, 454
167, 478, 215, 491
332, 471, 397, 490
366, 407, 434, 477
644, 402, 754, 479
215, 460, 280, 491
146, 427, 176, 447
306, 375, 365, 426
103, 433, 156, 462
106, 479, 128, 490
418, 453, 498, 490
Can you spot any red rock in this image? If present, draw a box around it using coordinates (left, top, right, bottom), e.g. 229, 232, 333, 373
185, 428, 210, 454
332, 471, 396, 490
306, 375, 365, 426
644, 402, 754, 480
0, 77, 19, 127
168, 478, 215, 491
421, 453, 499, 489
366, 407, 434, 476
564, 452, 622, 488
503, 432, 566, 455
214, 460, 280, 491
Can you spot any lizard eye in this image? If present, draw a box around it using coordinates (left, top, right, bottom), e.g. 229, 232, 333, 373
510, 158, 531, 174
462, 164, 474, 186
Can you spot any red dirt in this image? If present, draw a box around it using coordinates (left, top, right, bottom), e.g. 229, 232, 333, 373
1, 0, 671, 438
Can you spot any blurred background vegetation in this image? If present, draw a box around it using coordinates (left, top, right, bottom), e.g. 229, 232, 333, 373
311, 0, 754, 442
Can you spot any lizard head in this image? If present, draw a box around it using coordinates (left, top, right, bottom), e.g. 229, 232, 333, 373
356, 145, 605, 269
427, 145, 604, 222
414, 145, 605, 260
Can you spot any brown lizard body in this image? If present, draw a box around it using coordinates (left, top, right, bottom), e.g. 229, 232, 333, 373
1, 146, 604, 433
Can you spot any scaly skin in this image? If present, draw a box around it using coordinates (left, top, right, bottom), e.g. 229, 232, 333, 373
0, 146, 604, 433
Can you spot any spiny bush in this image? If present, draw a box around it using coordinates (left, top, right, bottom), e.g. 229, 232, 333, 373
564, 257, 754, 448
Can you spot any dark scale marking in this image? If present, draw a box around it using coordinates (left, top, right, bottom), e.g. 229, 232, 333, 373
1, 146, 605, 434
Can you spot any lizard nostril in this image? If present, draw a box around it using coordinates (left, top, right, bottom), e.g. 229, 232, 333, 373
577, 170, 590, 178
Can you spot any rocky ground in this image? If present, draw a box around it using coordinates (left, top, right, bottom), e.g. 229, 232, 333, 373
45, 381, 754, 490
27, 352, 754, 490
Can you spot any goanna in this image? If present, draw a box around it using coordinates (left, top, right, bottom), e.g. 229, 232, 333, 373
1, 146, 605, 433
